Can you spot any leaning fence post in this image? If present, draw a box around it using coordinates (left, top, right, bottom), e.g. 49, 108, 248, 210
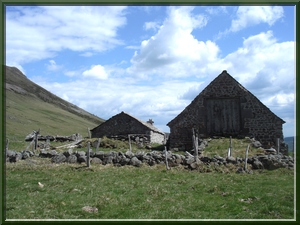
32, 133, 36, 153
165, 146, 169, 170
277, 138, 280, 154
227, 136, 232, 157
192, 128, 199, 161
128, 135, 132, 152
164, 134, 169, 170
96, 138, 101, 152
6, 138, 9, 151
26, 138, 35, 152
34, 129, 40, 151
244, 144, 250, 171
87, 141, 90, 167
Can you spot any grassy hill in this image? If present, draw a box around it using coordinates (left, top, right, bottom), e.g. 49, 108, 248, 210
5, 66, 105, 149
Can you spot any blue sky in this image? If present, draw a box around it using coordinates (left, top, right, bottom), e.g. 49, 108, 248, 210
6, 5, 295, 137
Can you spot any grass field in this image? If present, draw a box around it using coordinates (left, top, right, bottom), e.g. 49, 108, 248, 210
5, 157, 295, 220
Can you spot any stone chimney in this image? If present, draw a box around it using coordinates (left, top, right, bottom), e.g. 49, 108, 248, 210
147, 119, 154, 125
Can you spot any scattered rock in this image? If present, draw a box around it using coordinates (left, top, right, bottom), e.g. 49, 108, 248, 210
76, 151, 86, 157
6, 150, 16, 158
51, 153, 67, 164
265, 148, 277, 154
38, 182, 44, 188
22, 151, 30, 160
82, 206, 98, 213
77, 155, 87, 164
94, 151, 104, 160
252, 160, 263, 169
252, 141, 262, 148
236, 167, 245, 173
226, 156, 236, 164
130, 156, 142, 167
91, 157, 102, 164
66, 155, 77, 164
63, 149, 73, 157
125, 150, 134, 159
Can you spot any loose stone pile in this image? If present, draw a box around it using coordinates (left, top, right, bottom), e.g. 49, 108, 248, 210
6, 148, 294, 172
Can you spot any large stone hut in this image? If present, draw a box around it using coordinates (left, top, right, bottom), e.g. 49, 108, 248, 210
167, 70, 285, 150
91, 111, 165, 144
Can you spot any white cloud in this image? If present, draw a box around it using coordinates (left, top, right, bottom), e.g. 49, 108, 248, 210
230, 6, 284, 32
219, 31, 294, 93
144, 21, 160, 31
64, 70, 79, 77
125, 45, 140, 50
46, 59, 62, 71
82, 65, 109, 80
179, 83, 205, 100
6, 6, 127, 66
215, 6, 284, 40
267, 93, 294, 107
128, 6, 218, 78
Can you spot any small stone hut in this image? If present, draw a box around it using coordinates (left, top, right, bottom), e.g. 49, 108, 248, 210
167, 70, 285, 150
91, 111, 165, 144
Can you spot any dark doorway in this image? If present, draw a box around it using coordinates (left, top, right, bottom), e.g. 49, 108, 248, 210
206, 98, 241, 136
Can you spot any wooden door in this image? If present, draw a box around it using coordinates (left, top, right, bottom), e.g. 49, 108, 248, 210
206, 98, 241, 135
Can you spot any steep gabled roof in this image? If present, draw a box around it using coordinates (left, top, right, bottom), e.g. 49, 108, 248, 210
120, 111, 165, 134
167, 70, 285, 126
91, 111, 165, 135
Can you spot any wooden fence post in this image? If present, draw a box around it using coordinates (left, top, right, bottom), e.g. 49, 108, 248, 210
164, 134, 169, 170
33, 129, 40, 152
6, 138, 9, 150
87, 128, 91, 139
96, 138, 101, 152
192, 128, 199, 161
227, 136, 232, 157
46, 138, 50, 150
244, 144, 250, 171
87, 141, 90, 167
26, 139, 35, 152
32, 133, 36, 152
277, 138, 280, 154
128, 135, 132, 152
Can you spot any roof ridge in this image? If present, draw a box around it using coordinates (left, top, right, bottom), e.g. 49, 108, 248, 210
121, 111, 164, 134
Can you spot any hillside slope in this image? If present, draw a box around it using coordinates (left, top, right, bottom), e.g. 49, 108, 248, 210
5, 66, 105, 141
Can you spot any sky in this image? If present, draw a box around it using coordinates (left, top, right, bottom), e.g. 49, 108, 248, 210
5, 5, 295, 137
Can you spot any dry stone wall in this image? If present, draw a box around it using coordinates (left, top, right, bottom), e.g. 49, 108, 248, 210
6, 149, 294, 172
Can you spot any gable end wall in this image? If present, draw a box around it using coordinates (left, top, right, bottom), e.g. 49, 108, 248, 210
168, 72, 284, 150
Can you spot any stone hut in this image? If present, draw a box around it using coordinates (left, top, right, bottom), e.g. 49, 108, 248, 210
167, 70, 285, 150
91, 111, 165, 144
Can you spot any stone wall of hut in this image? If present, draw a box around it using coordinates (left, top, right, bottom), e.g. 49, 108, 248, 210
168, 71, 285, 151
91, 113, 164, 144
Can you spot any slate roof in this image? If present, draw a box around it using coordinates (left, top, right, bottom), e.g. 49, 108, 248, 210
167, 70, 285, 126
91, 111, 165, 135
121, 111, 165, 134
